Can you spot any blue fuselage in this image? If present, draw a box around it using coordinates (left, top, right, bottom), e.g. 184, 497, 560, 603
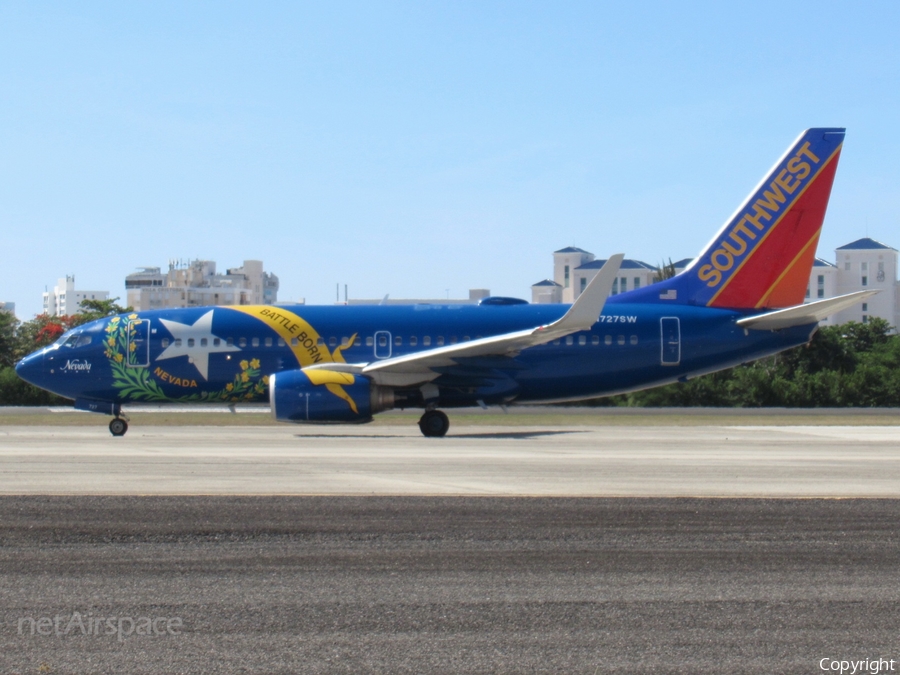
16, 299, 816, 410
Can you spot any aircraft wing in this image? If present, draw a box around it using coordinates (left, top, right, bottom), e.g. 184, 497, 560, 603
735, 290, 879, 331
305, 254, 624, 387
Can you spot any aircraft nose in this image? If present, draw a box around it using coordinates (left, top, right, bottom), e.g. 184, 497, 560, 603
15, 351, 44, 387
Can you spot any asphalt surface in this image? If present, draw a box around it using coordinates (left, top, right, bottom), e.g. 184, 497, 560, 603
3, 496, 900, 674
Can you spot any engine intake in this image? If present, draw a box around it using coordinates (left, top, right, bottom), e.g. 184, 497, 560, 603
270, 369, 394, 423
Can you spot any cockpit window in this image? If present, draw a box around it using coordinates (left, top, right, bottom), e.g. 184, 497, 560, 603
61, 335, 80, 348
75, 335, 92, 347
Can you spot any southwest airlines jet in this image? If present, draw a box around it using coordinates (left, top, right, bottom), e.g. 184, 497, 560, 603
16, 128, 874, 437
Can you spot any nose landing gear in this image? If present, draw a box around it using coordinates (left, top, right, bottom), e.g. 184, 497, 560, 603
418, 409, 449, 438
109, 416, 129, 437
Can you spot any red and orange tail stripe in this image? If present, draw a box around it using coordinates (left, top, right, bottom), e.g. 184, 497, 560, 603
684, 129, 844, 309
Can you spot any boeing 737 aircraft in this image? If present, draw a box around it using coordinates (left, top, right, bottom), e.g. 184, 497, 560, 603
16, 128, 874, 437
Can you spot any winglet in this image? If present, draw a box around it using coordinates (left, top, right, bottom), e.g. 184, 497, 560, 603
542, 253, 624, 334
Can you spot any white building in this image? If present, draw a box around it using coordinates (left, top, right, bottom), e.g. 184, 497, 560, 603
538, 238, 900, 329
42, 276, 109, 317
346, 289, 490, 305
126, 259, 279, 311
820, 238, 899, 328
534, 247, 659, 304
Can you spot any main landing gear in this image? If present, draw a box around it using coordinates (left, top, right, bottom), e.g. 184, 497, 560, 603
109, 416, 129, 437
418, 409, 449, 438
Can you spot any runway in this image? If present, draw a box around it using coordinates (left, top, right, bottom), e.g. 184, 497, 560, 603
0, 423, 899, 496
2, 423, 899, 673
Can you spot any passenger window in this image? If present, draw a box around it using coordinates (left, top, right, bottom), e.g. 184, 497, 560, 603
175, 339, 183, 347
238, 338, 247, 348
553, 339, 560, 346
200, 338, 208, 347
591, 335, 599, 346
214, 338, 221, 347
290, 337, 298, 347
161, 338, 170, 348
394, 336, 402, 346
227, 337, 234, 347
277, 338, 285, 347
423, 336, 431, 346
566, 336, 573, 346
410, 336, 418, 346
449, 336, 458, 345
604, 335, 612, 346
252, 338, 259, 347
378, 335, 387, 347
463, 336, 470, 342
329, 337, 337, 347
578, 335, 586, 346
317, 337, 325, 346
617, 335, 625, 345
342, 337, 349, 347
265, 337, 273, 347
188, 338, 195, 347
436, 336, 445, 346
366, 336, 374, 347
630, 335, 638, 345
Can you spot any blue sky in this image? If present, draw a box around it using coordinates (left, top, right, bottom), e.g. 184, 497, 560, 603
2, 1, 899, 317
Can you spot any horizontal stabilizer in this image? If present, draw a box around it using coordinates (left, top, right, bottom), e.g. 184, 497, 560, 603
736, 291, 879, 331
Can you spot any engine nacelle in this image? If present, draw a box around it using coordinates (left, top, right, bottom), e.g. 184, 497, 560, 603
270, 369, 394, 423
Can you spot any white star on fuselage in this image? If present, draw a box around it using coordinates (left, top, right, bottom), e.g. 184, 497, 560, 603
156, 310, 240, 380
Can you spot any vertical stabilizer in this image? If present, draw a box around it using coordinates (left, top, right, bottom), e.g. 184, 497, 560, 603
637, 128, 844, 309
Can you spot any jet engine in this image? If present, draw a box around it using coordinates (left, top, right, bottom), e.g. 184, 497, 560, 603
269, 369, 395, 423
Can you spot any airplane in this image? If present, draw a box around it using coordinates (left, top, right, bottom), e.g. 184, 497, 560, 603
16, 128, 876, 438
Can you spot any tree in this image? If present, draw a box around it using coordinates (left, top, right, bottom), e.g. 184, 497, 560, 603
0, 312, 19, 368
653, 258, 677, 283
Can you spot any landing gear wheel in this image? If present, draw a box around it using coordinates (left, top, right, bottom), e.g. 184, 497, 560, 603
418, 410, 449, 438
109, 418, 128, 437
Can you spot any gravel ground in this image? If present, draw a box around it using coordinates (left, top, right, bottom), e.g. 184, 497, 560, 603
2, 497, 899, 674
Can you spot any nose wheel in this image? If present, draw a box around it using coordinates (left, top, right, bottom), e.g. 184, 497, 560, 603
418, 410, 449, 438
109, 418, 128, 437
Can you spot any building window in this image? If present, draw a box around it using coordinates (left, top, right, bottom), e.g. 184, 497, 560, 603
633, 277, 640, 290
620, 277, 627, 292
862, 303, 868, 311
564, 265, 570, 288
863, 315, 869, 324
818, 288, 824, 298
806, 286, 810, 299
845, 262, 851, 271
862, 276, 868, 287
580, 277, 586, 293
612, 279, 618, 295
861, 262, 868, 272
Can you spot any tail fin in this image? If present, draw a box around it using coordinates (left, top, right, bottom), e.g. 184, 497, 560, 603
651, 128, 845, 309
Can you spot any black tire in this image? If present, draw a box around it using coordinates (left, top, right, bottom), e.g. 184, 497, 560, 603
109, 418, 128, 437
418, 410, 449, 438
